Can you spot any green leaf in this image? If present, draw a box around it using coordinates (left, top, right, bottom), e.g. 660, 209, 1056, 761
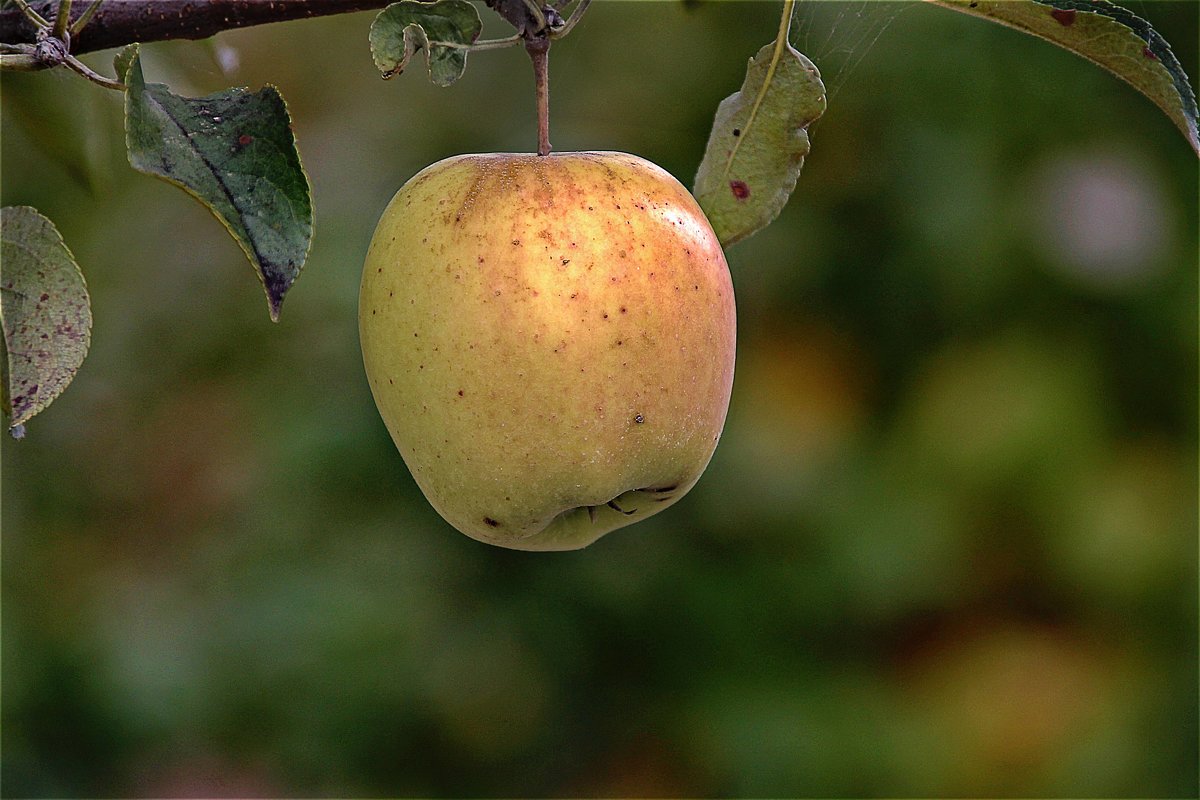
116, 44, 313, 321
370, 0, 483, 87
693, 40, 827, 247
0, 206, 92, 435
929, 0, 1199, 154
113, 43, 137, 83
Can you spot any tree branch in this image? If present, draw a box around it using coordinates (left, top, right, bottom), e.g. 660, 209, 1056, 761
0, 0, 394, 55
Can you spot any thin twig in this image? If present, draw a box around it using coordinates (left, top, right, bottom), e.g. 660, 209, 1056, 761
51, 0, 73, 40
0, 51, 40, 69
469, 34, 521, 51
522, 0, 547, 33
62, 52, 124, 89
69, 0, 104, 36
431, 34, 521, 51
10, 0, 50, 29
550, 0, 590, 39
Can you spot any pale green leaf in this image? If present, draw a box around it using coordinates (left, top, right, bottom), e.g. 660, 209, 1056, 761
113, 43, 137, 83
370, 0, 483, 87
0, 206, 92, 435
694, 40, 827, 247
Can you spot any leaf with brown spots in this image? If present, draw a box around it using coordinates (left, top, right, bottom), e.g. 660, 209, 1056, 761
693, 24, 826, 247
928, 0, 1198, 154
0, 207, 92, 436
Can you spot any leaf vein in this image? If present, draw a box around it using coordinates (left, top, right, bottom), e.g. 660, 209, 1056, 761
144, 91, 268, 268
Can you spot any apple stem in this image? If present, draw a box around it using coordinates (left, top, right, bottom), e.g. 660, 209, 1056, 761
526, 35, 552, 156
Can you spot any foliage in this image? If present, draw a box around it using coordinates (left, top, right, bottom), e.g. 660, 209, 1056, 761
0, 0, 1197, 796
369, 0, 483, 85
0, 207, 90, 434
693, 4, 827, 246
0, 0, 1195, 433
117, 44, 313, 321
932, 0, 1199, 152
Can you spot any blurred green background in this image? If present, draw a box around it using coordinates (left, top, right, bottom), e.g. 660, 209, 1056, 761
2, 1, 1197, 796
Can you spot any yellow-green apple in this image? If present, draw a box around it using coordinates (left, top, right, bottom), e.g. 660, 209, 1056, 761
359, 151, 735, 550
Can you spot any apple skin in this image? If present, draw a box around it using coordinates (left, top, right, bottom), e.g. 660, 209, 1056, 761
359, 152, 735, 551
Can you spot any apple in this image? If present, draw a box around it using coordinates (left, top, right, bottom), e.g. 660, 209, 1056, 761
359, 151, 735, 550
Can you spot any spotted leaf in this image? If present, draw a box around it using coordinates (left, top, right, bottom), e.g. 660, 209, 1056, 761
694, 39, 826, 247
0, 207, 92, 436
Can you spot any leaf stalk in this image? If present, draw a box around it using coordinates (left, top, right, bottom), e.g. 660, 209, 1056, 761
69, 0, 104, 36
51, 0, 73, 40
526, 35, 552, 156
550, 0, 590, 39
10, 0, 49, 29
723, 0, 796, 176
63, 52, 124, 89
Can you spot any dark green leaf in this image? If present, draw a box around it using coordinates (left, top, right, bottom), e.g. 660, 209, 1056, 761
370, 0, 483, 87
930, 0, 1199, 154
117, 44, 313, 321
694, 40, 826, 247
0, 206, 92, 434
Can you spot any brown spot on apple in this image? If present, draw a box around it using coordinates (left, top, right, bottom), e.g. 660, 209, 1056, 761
730, 180, 750, 200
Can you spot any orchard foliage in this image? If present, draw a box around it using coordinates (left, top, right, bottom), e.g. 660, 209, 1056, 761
0, 0, 1196, 435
